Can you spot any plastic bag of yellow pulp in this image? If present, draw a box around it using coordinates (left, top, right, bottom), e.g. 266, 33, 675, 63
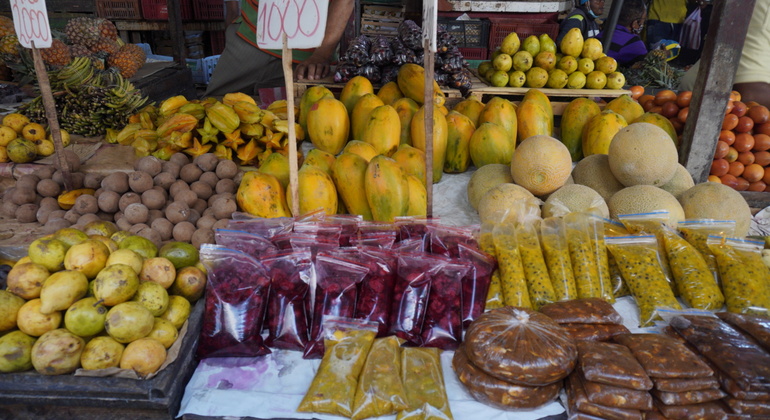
351, 336, 409, 420
707, 236, 770, 317
397, 347, 453, 420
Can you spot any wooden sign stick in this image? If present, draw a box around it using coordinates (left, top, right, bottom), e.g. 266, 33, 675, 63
30, 40, 73, 191
282, 33, 300, 216
422, 1, 437, 218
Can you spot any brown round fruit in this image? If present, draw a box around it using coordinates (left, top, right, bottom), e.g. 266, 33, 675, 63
731, 101, 748, 117
743, 164, 765, 183
728, 161, 744, 177
749, 180, 767, 191
714, 141, 730, 159
735, 176, 750, 191
677, 107, 689, 124
755, 150, 770, 166
734, 133, 755, 152
723, 114, 739, 131
735, 116, 755, 133
737, 151, 755, 166
719, 130, 736, 146
748, 105, 770, 124
654, 89, 677, 105
660, 101, 679, 119
710, 159, 729, 177
676, 91, 692, 108
720, 174, 739, 189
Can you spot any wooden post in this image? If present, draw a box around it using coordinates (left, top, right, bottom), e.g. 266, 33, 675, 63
282, 33, 300, 216
30, 41, 73, 191
679, 0, 755, 183
423, 0, 437, 218
166, 0, 187, 66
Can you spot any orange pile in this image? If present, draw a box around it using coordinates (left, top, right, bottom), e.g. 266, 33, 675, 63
637, 89, 692, 142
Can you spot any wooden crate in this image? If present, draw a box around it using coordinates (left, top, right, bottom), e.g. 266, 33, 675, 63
360, 4, 404, 36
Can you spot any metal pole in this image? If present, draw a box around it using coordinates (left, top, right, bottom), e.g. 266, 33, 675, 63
601, 0, 624, 53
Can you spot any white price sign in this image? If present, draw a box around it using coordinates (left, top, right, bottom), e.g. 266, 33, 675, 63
10, 0, 52, 48
256, 0, 328, 49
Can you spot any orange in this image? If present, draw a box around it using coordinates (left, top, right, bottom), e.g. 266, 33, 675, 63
719, 130, 736, 145
707, 175, 722, 183
629, 85, 645, 100
734, 133, 755, 152
754, 150, 770, 166
676, 91, 692, 108
727, 161, 744, 177
748, 180, 766, 191
748, 105, 770, 124
710, 159, 729, 177
714, 141, 729, 159
743, 163, 765, 183
731, 101, 748, 117
722, 114, 739, 131
735, 176, 749, 191
735, 116, 754, 133
754, 134, 770, 152
654, 89, 677, 105
737, 151, 755, 166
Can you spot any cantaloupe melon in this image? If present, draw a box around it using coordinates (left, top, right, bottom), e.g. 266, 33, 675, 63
608, 123, 679, 187
571, 154, 624, 202
477, 183, 540, 224
542, 184, 609, 218
677, 182, 753, 237
510, 135, 572, 197
660, 164, 695, 198
608, 185, 685, 228
467, 163, 514, 210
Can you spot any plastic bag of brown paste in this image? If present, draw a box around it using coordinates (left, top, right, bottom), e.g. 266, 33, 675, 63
562, 323, 630, 342
578, 341, 653, 390
653, 376, 720, 392
351, 336, 408, 420
397, 347, 453, 420
653, 399, 728, 420
717, 311, 770, 353
565, 372, 643, 420
724, 397, 770, 415
539, 298, 623, 325
613, 333, 714, 379
580, 370, 653, 411
651, 387, 726, 405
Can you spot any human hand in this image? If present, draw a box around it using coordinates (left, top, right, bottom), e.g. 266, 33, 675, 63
295, 55, 331, 81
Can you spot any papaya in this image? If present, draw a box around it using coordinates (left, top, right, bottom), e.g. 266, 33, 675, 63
632, 112, 678, 146
361, 105, 401, 157
560, 97, 602, 161
582, 110, 628, 156
340, 76, 374, 115
452, 98, 485, 127
410, 106, 448, 183
294, 165, 338, 217
604, 94, 644, 127
437, 105, 449, 116
469, 122, 515, 168
343, 140, 378, 163
478, 96, 517, 147
258, 152, 290, 189
405, 174, 427, 217
58, 189, 96, 210
331, 152, 373, 220
516, 89, 553, 141
351, 93, 385, 141
306, 97, 349, 155
393, 97, 419, 146
376, 81, 404, 105
444, 111, 475, 173
392, 144, 427, 185
301, 148, 336, 176
365, 155, 409, 222
299, 86, 334, 133
236, 171, 292, 218
397, 63, 446, 107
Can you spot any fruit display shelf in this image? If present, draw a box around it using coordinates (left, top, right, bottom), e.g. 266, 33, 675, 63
0, 299, 203, 420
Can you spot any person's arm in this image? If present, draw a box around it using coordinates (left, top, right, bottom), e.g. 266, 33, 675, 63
295, 0, 354, 81
224, 0, 240, 24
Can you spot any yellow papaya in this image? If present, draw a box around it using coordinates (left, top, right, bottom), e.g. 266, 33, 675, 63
331, 152, 373, 220
604, 94, 644, 127
478, 96, 517, 148
393, 97, 419, 146
397, 63, 446, 107
516, 89, 553, 141
444, 111, 475, 173
294, 165, 338, 217
306, 97, 349, 155
582, 110, 628, 156
560, 97, 602, 161
205, 101, 240, 134
340, 76, 374, 115
343, 140, 378, 163
437, 105, 449, 116
299, 85, 334, 133
376, 81, 404, 105
362, 105, 401, 157
258, 152, 290, 189
365, 155, 409, 222
391, 144, 427, 185
411, 106, 448, 183
405, 174, 427, 217
452, 98, 485, 127
351, 93, 384, 141
469, 122, 515, 168
301, 148, 336, 176
58, 189, 95, 210
237, 171, 292, 218
632, 112, 678, 145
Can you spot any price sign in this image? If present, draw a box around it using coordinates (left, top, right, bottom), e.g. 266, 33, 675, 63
256, 0, 328, 49
10, 0, 52, 48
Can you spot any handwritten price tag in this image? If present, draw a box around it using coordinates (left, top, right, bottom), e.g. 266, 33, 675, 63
256, 0, 328, 49
10, 0, 52, 48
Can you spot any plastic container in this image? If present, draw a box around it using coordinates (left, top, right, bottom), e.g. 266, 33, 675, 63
487, 16, 559, 55
193, 0, 224, 21
437, 17, 491, 48
95, 0, 141, 19
141, 0, 193, 20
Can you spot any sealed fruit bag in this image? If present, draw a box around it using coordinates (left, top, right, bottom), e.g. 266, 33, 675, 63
707, 236, 770, 316
260, 250, 313, 351
678, 219, 736, 285
214, 228, 277, 258
420, 260, 470, 350
540, 217, 577, 302
397, 347, 453, 420
618, 212, 676, 294
298, 317, 378, 417
427, 224, 477, 258
539, 298, 623, 325
577, 341, 653, 391
492, 223, 532, 308
304, 253, 369, 358
396, 216, 438, 242
717, 311, 770, 352
457, 243, 495, 328
325, 214, 363, 246
515, 221, 556, 310
475, 222, 503, 309
564, 372, 643, 420
606, 235, 681, 327
226, 215, 293, 238
197, 244, 271, 359
351, 336, 408, 420
564, 213, 602, 300
659, 227, 724, 310
587, 216, 614, 303
613, 333, 713, 379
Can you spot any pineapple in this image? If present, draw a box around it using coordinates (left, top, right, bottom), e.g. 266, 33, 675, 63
70, 44, 92, 58
89, 37, 119, 55
107, 44, 146, 78
41, 39, 72, 67
64, 17, 101, 48
0, 34, 20, 56
0, 16, 14, 38
96, 18, 118, 41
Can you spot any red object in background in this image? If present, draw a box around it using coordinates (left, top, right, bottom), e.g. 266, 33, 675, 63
95, 0, 142, 19
458, 47, 488, 60
193, 0, 225, 21
141, 0, 193, 20
209, 30, 226, 55
487, 16, 559, 57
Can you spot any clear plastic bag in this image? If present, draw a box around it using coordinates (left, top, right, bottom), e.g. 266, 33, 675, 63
539, 298, 623, 325
660, 227, 724, 310
716, 367, 770, 400
561, 323, 630, 342
325, 214, 362, 247
678, 219, 736, 285
392, 237, 428, 253
476, 222, 503, 309
653, 376, 719, 392
578, 341, 653, 390
564, 213, 602, 300
389, 253, 448, 346
617, 212, 676, 295
427, 224, 477, 258
607, 253, 631, 298
260, 250, 313, 351
396, 216, 439, 242
197, 244, 272, 359
613, 332, 714, 379
304, 254, 369, 359
516, 221, 556, 310
421, 260, 469, 350
352, 248, 397, 337
606, 235, 681, 327
453, 343, 561, 410
289, 232, 341, 257
298, 317, 378, 417
457, 243, 495, 328
565, 372, 643, 420
214, 229, 278, 258
351, 336, 408, 420
724, 397, 770, 415
587, 218, 614, 303
540, 217, 577, 302
670, 314, 770, 392
580, 369, 653, 411
651, 388, 726, 405
717, 311, 770, 353
293, 221, 343, 244
492, 223, 532, 308
464, 306, 577, 386
397, 347, 453, 420
654, 400, 728, 420
227, 215, 294, 238
349, 232, 398, 249
707, 236, 770, 317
